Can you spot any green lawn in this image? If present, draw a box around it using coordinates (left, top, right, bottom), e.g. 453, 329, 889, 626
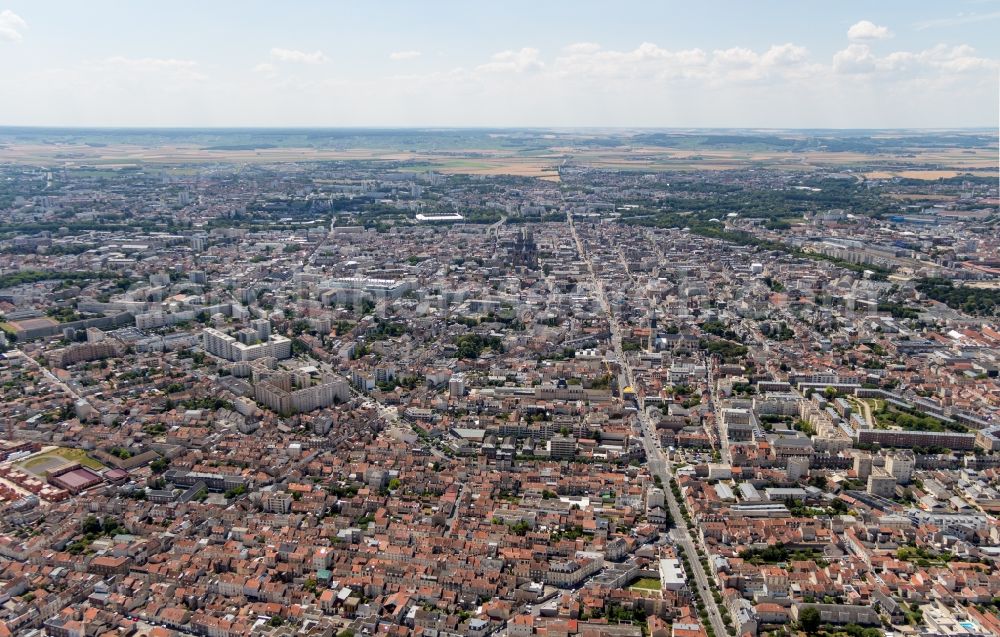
52, 447, 105, 469
629, 577, 661, 591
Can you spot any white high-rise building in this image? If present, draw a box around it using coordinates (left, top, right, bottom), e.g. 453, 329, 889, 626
252, 319, 271, 342
449, 374, 465, 398
253, 367, 350, 415
202, 327, 291, 362
886, 452, 915, 485
646, 486, 665, 510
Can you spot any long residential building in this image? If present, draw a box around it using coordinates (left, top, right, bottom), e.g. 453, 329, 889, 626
857, 429, 977, 451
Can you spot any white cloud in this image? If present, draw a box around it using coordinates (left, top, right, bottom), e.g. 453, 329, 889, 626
760, 43, 809, 66
847, 20, 892, 40
712, 47, 757, 68
476, 47, 544, 74
549, 41, 818, 85
915, 43, 997, 72
833, 42, 997, 75
0, 9, 27, 42
389, 50, 421, 60
401, 38, 997, 125
833, 43, 877, 73
551, 42, 709, 82
703, 44, 814, 83
270, 47, 329, 64
3, 36, 995, 128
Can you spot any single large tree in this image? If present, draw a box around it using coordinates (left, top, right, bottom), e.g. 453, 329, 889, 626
799, 607, 822, 634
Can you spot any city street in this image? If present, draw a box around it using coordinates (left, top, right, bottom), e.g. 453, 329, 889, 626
568, 213, 731, 637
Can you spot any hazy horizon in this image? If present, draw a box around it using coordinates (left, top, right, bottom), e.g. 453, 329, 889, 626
1, 126, 998, 133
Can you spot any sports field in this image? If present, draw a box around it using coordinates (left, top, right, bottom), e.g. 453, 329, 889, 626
18, 447, 105, 476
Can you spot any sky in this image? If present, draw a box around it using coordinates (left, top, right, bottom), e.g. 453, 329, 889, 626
0, 0, 998, 129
